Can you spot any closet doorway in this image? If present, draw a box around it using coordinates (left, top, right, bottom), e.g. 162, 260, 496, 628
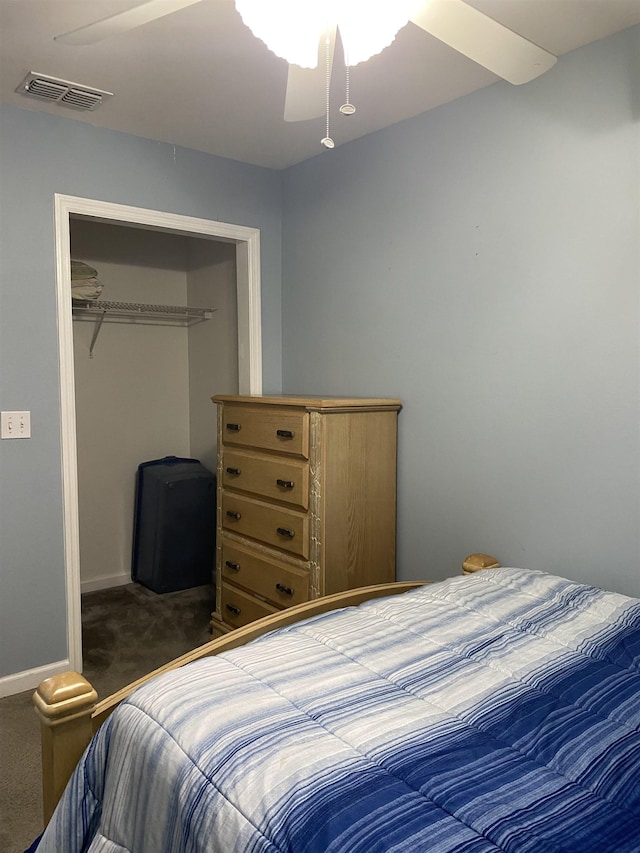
55, 195, 262, 673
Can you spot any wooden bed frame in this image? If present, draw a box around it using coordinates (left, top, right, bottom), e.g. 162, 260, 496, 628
33, 553, 499, 824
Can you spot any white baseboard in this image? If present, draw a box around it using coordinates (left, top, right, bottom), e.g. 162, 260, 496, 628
0, 659, 70, 698
81, 572, 131, 594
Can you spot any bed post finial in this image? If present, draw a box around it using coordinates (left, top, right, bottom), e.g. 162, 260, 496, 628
33, 671, 98, 825
462, 553, 500, 575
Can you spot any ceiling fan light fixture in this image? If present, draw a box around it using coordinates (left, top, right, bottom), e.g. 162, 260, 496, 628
234, 0, 417, 68
336, 0, 418, 66
235, 0, 325, 68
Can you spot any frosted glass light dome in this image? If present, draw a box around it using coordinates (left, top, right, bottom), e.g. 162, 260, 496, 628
234, 0, 417, 68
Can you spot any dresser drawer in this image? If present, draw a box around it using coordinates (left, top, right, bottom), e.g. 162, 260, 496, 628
221, 538, 309, 606
222, 492, 309, 559
222, 449, 309, 509
221, 583, 278, 629
221, 404, 309, 458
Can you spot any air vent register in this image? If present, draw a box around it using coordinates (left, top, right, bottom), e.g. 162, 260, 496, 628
16, 72, 112, 111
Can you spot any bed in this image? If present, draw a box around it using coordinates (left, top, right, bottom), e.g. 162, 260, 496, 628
32, 558, 640, 852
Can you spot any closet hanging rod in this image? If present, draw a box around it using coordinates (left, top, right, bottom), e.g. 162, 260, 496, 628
72, 300, 214, 320
71, 300, 216, 357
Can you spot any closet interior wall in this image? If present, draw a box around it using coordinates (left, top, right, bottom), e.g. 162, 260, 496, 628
70, 219, 238, 592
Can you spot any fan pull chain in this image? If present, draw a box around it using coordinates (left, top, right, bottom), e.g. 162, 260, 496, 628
340, 66, 356, 116
321, 31, 334, 149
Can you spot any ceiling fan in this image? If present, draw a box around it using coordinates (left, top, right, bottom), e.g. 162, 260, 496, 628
54, 0, 557, 123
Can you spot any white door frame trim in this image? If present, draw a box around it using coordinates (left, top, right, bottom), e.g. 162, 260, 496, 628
54, 194, 262, 672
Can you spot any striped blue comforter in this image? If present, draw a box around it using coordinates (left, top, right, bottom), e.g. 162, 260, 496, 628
38, 568, 640, 852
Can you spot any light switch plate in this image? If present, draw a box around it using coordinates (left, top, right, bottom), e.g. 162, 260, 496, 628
1, 411, 31, 439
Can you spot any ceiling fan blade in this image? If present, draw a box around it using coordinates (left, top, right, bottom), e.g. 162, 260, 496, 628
410, 0, 556, 85
284, 65, 326, 122
284, 27, 336, 122
54, 0, 203, 46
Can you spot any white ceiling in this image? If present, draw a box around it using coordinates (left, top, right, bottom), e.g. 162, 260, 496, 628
1, 0, 639, 170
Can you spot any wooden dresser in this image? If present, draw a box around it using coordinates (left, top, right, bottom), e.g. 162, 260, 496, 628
211, 395, 402, 633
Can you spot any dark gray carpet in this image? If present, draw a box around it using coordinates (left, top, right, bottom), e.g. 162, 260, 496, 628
0, 582, 214, 853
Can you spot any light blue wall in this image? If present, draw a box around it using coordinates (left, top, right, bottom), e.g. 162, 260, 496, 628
0, 107, 282, 677
282, 27, 640, 596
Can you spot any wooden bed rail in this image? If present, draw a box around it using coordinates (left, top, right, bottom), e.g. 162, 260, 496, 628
34, 557, 500, 826
34, 580, 425, 824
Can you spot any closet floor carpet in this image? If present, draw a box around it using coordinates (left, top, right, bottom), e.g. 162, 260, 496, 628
0, 581, 214, 853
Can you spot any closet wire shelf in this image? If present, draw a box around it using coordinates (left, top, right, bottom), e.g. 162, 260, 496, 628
72, 300, 216, 357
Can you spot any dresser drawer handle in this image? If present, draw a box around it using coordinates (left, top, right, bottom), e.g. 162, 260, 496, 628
276, 583, 294, 596
225, 423, 241, 432
276, 429, 294, 439
226, 467, 241, 476
225, 604, 241, 616
276, 526, 295, 539
226, 510, 241, 520
276, 478, 294, 489
225, 560, 240, 572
